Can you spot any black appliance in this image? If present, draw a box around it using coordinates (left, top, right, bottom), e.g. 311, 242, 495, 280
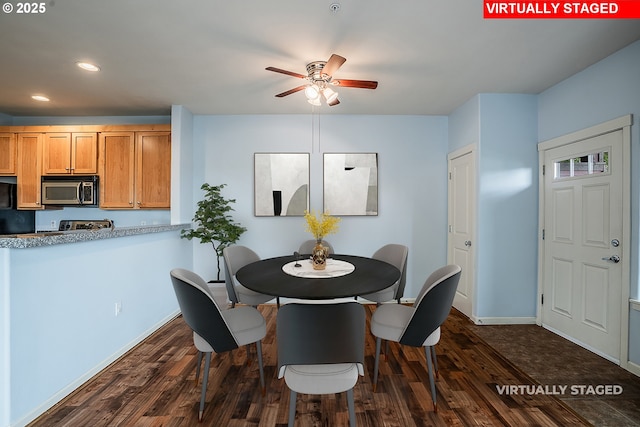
0, 182, 36, 234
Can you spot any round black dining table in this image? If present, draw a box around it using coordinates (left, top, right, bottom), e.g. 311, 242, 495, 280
235, 254, 401, 299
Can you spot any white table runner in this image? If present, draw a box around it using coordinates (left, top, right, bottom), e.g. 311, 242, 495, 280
282, 258, 355, 278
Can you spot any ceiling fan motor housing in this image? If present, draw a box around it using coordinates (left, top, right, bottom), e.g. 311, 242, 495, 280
306, 61, 331, 82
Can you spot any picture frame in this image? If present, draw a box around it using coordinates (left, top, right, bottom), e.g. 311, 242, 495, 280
254, 153, 309, 216
323, 153, 378, 216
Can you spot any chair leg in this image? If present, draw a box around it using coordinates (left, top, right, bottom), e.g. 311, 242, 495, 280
288, 390, 297, 427
256, 340, 265, 394
425, 346, 437, 412
195, 351, 203, 386
373, 337, 382, 391
347, 388, 356, 427
199, 352, 212, 421
431, 346, 439, 379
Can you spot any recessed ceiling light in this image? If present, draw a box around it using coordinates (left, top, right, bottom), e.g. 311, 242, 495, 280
76, 61, 101, 72
31, 95, 50, 102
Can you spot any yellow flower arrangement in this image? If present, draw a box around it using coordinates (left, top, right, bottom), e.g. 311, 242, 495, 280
304, 210, 340, 241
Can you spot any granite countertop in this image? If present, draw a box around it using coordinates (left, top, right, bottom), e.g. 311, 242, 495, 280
0, 224, 189, 249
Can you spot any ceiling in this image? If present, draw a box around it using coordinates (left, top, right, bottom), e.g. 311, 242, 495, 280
1, 0, 639, 117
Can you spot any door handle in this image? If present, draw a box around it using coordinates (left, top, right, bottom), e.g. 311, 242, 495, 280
464, 240, 472, 247
602, 255, 620, 263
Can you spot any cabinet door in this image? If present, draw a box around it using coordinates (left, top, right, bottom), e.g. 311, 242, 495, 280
16, 133, 43, 209
71, 133, 98, 174
0, 133, 16, 175
99, 132, 135, 209
136, 132, 171, 209
43, 133, 72, 174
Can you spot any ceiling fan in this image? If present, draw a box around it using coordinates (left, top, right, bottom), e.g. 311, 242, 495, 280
266, 54, 378, 107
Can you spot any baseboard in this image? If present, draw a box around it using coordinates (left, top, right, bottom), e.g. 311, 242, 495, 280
14, 309, 181, 427
626, 360, 640, 377
472, 316, 537, 325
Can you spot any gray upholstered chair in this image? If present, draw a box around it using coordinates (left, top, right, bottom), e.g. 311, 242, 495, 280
298, 239, 334, 255
277, 302, 365, 427
223, 245, 275, 307
370, 264, 461, 412
170, 268, 266, 421
359, 244, 408, 304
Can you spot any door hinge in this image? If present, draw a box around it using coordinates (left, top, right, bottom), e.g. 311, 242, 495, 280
542, 229, 545, 240
542, 165, 546, 175
541, 294, 544, 305
449, 172, 452, 180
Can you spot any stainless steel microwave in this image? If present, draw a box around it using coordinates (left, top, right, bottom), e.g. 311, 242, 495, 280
41, 176, 98, 206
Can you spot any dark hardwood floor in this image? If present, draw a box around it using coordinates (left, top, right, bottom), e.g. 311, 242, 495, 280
30, 305, 605, 426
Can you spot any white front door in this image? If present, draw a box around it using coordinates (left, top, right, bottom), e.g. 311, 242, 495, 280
448, 146, 476, 319
541, 123, 628, 363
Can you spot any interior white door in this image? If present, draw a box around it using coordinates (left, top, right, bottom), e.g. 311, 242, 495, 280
448, 147, 475, 319
542, 129, 623, 362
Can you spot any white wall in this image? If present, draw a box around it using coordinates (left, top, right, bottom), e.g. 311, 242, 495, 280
191, 114, 449, 294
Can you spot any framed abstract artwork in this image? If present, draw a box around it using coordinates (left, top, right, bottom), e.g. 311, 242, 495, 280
323, 153, 378, 216
254, 153, 309, 216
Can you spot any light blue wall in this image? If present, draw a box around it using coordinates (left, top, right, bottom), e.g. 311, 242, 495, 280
448, 94, 539, 320
476, 94, 538, 318
4, 231, 189, 426
538, 39, 640, 365
449, 96, 480, 153
191, 114, 449, 293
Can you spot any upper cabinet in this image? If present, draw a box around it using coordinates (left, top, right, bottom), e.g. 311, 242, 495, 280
99, 131, 171, 209
42, 132, 98, 175
0, 133, 17, 175
0, 124, 170, 210
136, 132, 171, 209
16, 133, 44, 209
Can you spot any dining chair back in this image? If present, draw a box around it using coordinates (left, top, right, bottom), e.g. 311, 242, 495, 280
277, 302, 365, 427
170, 268, 266, 420
360, 243, 408, 303
223, 245, 274, 307
401, 264, 461, 346
370, 264, 461, 412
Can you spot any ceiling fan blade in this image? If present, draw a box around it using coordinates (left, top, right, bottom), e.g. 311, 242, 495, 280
332, 79, 378, 89
266, 67, 306, 79
275, 85, 306, 97
323, 54, 346, 77
328, 98, 340, 107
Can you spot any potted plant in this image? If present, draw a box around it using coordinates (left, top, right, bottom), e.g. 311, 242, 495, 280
181, 183, 247, 282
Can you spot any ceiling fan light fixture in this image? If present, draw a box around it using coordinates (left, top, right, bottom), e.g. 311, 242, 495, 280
322, 87, 339, 104
304, 84, 320, 100
308, 97, 321, 106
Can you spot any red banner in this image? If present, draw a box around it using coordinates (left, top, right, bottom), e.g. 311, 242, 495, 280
484, 1, 640, 18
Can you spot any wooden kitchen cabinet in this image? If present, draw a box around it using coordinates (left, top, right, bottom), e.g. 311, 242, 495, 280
0, 133, 16, 175
16, 133, 44, 209
99, 131, 170, 209
43, 132, 98, 175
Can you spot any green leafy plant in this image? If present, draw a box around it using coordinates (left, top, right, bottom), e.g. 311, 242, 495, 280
181, 183, 247, 281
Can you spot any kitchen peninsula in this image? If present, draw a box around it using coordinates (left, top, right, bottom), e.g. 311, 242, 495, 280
1, 222, 191, 426
0, 223, 186, 248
